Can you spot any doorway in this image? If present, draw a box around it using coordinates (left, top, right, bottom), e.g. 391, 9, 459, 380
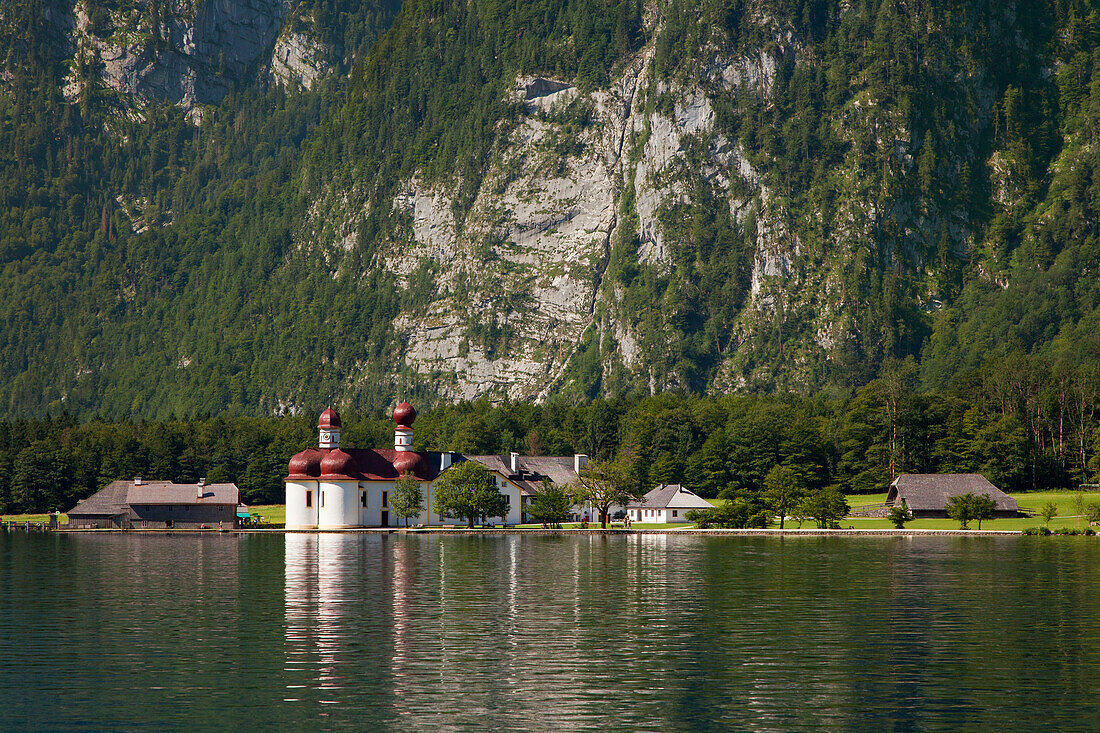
381, 510, 389, 528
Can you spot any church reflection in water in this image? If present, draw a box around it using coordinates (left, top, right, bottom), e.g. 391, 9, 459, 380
281, 532, 688, 727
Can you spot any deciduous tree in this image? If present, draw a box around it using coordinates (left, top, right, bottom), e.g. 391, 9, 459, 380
570, 458, 640, 528
887, 504, 913, 528
525, 480, 572, 526
763, 464, 805, 529
1039, 500, 1058, 526
390, 474, 424, 527
800, 486, 849, 529
433, 460, 508, 528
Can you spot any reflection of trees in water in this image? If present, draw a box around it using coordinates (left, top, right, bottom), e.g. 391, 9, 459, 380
282, 535, 1100, 729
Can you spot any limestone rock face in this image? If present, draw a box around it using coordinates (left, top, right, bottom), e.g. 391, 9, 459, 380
48, 0, 329, 113
300, 10, 823, 400
270, 28, 331, 89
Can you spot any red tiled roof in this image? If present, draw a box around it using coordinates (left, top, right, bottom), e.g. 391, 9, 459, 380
286, 448, 440, 482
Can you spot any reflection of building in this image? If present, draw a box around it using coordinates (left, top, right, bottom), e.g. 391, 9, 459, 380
285, 404, 587, 529
627, 484, 712, 523
67, 479, 241, 528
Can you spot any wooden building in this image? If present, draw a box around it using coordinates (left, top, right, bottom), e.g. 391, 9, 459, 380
67, 479, 241, 529
887, 474, 1018, 518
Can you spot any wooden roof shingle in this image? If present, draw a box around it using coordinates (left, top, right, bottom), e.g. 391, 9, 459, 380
888, 474, 1017, 512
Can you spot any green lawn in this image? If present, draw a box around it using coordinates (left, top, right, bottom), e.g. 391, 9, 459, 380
2, 513, 66, 524
247, 504, 286, 525
845, 489, 1099, 531
839, 516, 1067, 531
847, 493, 888, 507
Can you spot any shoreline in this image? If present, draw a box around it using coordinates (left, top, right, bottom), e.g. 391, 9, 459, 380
45, 527, 1025, 536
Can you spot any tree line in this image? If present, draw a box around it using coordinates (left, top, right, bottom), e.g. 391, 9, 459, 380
2, 351, 1099, 515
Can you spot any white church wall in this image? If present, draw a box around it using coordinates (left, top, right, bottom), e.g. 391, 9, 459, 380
286, 480, 318, 529
318, 480, 359, 528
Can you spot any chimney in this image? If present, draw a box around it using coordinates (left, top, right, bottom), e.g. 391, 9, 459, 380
440, 452, 455, 471
133, 477, 142, 486
197, 477, 206, 500
510, 452, 519, 474
574, 454, 588, 473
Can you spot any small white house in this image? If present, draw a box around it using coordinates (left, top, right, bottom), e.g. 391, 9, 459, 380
627, 484, 712, 523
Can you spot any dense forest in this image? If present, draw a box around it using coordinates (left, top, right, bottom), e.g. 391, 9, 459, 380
1, 0, 1100, 415
3, 350, 1098, 514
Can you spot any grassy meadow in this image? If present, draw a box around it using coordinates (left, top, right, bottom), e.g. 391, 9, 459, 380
6, 491, 1097, 532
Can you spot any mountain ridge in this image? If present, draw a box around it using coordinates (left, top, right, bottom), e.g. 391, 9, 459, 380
1, 0, 1099, 417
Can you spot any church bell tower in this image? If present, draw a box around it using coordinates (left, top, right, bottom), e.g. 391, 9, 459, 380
318, 407, 341, 449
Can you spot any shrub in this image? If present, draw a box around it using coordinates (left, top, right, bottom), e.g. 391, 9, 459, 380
687, 495, 770, 529
887, 505, 913, 528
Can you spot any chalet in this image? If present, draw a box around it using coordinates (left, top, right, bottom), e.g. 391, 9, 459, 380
285, 405, 588, 529
67, 479, 241, 529
887, 474, 1018, 518
627, 484, 713, 523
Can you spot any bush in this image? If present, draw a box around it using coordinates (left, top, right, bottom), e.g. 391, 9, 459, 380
686, 497, 770, 529
887, 505, 913, 528
1023, 526, 1095, 536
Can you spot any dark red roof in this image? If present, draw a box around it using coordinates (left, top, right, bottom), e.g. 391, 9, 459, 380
318, 407, 342, 429
320, 448, 358, 479
393, 401, 416, 427
286, 448, 439, 481
392, 451, 421, 476
287, 448, 324, 478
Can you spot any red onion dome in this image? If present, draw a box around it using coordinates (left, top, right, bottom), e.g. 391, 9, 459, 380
393, 401, 417, 427
287, 450, 322, 478
392, 452, 421, 476
320, 448, 358, 478
318, 407, 342, 429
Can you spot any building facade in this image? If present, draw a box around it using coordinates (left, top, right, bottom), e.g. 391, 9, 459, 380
285, 405, 588, 529
67, 479, 241, 529
887, 474, 1019, 518
627, 484, 713, 523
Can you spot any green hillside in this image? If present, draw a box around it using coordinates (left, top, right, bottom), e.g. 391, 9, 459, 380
1, 0, 1100, 417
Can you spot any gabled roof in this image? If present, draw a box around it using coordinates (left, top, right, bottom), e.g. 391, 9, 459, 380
68, 480, 241, 515
68, 480, 132, 517
628, 484, 713, 510
461, 455, 580, 495
128, 482, 238, 505
888, 474, 1018, 512
516, 456, 578, 487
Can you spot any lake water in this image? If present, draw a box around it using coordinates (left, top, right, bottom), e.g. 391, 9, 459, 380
2, 532, 1100, 731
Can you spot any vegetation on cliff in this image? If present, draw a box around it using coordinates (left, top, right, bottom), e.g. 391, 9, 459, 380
1, 0, 1100, 418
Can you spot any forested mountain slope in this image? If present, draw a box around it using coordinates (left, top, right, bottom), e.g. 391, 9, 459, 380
2, 0, 1099, 418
